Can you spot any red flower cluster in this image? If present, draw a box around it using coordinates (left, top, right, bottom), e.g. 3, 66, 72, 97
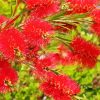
66, 0, 98, 13
34, 53, 60, 69
58, 44, 75, 65
90, 8, 100, 36
71, 37, 100, 68
91, 8, 100, 23
0, 59, 18, 93
40, 72, 80, 100
24, 0, 60, 18
0, 28, 26, 59
23, 0, 51, 9
32, 53, 60, 79
91, 23, 100, 36
23, 17, 53, 47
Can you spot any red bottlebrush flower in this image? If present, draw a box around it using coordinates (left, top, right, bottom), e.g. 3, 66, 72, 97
23, 0, 45, 9
40, 73, 80, 100
24, 0, 59, 9
0, 15, 8, 25
0, 28, 26, 59
91, 23, 100, 36
58, 44, 75, 65
31, 1, 59, 18
22, 17, 53, 47
71, 37, 100, 68
90, 8, 100, 23
24, 0, 59, 18
0, 58, 18, 93
32, 53, 60, 80
25, 45, 40, 61
34, 53, 60, 69
90, 8, 100, 36
66, 0, 98, 13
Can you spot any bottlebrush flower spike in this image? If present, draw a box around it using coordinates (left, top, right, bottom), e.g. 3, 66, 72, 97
40, 73, 80, 100
32, 53, 60, 78
24, 0, 60, 18
25, 45, 40, 61
34, 53, 60, 69
0, 58, 18, 93
90, 23, 100, 36
23, 17, 53, 47
90, 8, 100, 36
30, 1, 60, 18
0, 28, 26, 59
71, 37, 100, 68
58, 44, 75, 65
23, 0, 46, 9
24, 0, 59, 9
90, 8, 100, 23
66, 0, 98, 13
